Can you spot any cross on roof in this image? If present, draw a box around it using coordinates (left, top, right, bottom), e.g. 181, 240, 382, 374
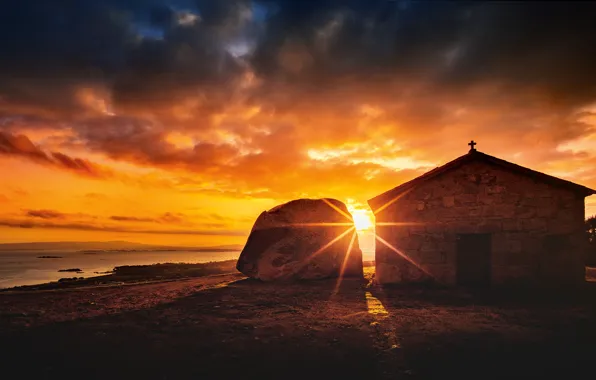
468, 140, 477, 151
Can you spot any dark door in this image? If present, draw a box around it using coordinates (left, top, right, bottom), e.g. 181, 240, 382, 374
539, 234, 571, 283
457, 233, 492, 287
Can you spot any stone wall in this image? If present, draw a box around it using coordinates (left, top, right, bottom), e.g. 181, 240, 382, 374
374, 161, 587, 286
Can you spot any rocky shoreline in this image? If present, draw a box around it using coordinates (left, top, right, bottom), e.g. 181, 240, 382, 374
2, 260, 239, 292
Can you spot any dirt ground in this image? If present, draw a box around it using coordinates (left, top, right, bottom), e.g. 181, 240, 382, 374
2, 267, 596, 379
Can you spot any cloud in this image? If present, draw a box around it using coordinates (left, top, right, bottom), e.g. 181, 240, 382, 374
1, 208, 246, 236
252, 2, 596, 102
74, 116, 243, 172
22, 208, 196, 227
2, 1, 596, 112
51, 152, 105, 177
110, 216, 155, 223
0, 219, 246, 236
0, 131, 112, 178
22, 208, 194, 227
159, 212, 186, 224
109, 212, 187, 224
26, 209, 66, 219
0, 0, 596, 208
0, 0, 246, 117
84, 192, 108, 200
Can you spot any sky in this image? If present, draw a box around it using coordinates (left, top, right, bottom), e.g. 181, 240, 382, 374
1, 1, 596, 247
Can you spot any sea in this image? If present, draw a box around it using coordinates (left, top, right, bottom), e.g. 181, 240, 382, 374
0, 232, 375, 289
0, 250, 241, 289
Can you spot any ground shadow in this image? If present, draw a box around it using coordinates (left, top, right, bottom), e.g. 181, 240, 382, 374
0, 276, 376, 380
368, 281, 596, 379
3, 277, 596, 379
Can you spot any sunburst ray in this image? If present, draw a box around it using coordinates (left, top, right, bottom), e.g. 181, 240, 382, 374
371, 188, 413, 215
322, 198, 354, 221
375, 234, 434, 278
333, 229, 357, 294
303, 226, 355, 264
375, 222, 424, 227
286, 222, 355, 227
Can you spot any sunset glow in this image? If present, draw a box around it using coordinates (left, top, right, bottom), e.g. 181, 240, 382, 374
1, 1, 595, 249
3, 2, 596, 379
351, 210, 373, 231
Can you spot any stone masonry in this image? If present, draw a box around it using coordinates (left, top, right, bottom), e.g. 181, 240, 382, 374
373, 160, 588, 287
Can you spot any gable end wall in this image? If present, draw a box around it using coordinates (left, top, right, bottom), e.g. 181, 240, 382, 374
374, 161, 586, 286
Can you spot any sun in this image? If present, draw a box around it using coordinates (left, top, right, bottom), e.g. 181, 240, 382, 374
351, 209, 373, 231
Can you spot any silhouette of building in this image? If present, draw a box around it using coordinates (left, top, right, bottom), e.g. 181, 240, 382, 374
368, 143, 595, 287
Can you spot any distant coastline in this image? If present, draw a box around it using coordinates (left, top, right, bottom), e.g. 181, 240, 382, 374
79, 247, 241, 254
0, 241, 243, 252
2, 260, 239, 292
0, 246, 242, 289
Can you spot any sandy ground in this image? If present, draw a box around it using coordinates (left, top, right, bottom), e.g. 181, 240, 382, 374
2, 267, 596, 379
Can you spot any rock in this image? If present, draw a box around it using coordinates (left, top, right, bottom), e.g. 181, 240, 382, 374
236, 198, 363, 281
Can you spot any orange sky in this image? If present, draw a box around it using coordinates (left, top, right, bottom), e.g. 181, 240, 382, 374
1, 2, 595, 247
1, 93, 595, 247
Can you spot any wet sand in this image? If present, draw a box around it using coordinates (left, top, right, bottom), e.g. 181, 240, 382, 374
2, 267, 596, 379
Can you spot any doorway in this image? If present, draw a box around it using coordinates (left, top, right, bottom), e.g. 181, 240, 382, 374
539, 234, 571, 283
456, 233, 492, 287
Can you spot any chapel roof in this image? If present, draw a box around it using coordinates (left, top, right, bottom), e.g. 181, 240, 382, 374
367, 149, 596, 213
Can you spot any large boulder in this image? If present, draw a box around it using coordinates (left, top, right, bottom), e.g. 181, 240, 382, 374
236, 198, 364, 281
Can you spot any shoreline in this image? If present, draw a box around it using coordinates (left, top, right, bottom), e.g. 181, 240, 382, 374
1, 259, 378, 292
0, 249, 244, 290
1, 260, 239, 292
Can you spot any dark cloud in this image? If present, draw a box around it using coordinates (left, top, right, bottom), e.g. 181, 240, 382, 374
1, 1, 595, 111
51, 152, 106, 177
0, 1, 132, 114
0, 219, 246, 236
1, 1, 596, 203
75, 115, 243, 172
252, 1, 596, 102
25, 209, 66, 219
441, 2, 596, 100
2, 206, 246, 235
0, 0, 244, 115
110, 215, 155, 223
20, 208, 211, 229
0, 131, 48, 162
0, 131, 111, 178
110, 212, 187, 224
160, 212, 186, 224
